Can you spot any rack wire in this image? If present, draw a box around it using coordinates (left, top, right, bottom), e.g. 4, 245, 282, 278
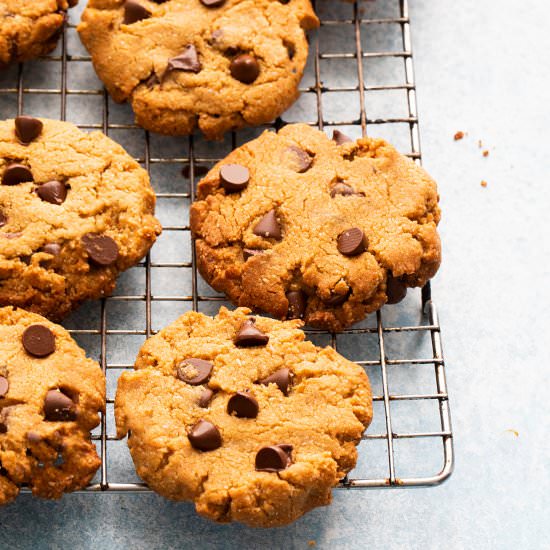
0, 0, 453, 491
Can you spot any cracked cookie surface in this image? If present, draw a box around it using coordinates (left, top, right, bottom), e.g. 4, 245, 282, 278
77, 0, 319, 139
0, 306, 105, 506
115, 307, 372, 527
0, 0, 77, 67
0, 117, 161, 321
190, 123, 441, 331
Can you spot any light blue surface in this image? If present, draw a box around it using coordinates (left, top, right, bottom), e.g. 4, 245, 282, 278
1, 0, 549, 548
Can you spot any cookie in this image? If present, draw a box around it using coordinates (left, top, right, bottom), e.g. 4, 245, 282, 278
0, 117, 162, 321
190, 123, 441, 331
0, 1, 77, 68
115, 307, 372, 527
0, 306, 105, 505
78, 0, 319, 139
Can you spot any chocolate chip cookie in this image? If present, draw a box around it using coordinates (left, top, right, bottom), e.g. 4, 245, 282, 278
0, 117, 162, 321
190, 124, 441, 331
115, 307, 372, 527
0, 1, 77, 67
78, 0, 319, 139
0, 306, 105, 505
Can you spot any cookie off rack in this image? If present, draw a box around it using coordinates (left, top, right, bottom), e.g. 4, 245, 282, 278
0, 0, 453, 492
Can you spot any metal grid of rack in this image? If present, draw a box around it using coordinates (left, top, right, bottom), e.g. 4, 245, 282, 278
0, 0, 453, 491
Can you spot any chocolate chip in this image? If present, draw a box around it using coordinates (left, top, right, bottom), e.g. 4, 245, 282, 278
14, 116, 43, 144
166, 45, 202, 73
0, 376, 8, 397
227, 391, 259, 418
22, 324, 55, 357
0, 423, 7, 434
255, 444, 293, 472
253, 210, 282, 240
0, 210, 6, 228
2, 163, 33, 185
176, 358, 213, 386
258, 368, 291, 395
386, 275, 408, 305
82, 233, 119, 266
332, 130, 353, 145
337, 228, 367, 256
41, 243, 61, 256
198, 388, 215, 408
323, 289, 351, 307
235, 318, 269, 347
201, 0, 226, 6
284, 145, 312, 173
230, 54, 260, 84
286, 291, 306, 320
219, 164, 249, 192
188, 419, 222, 451
330, 182, 364, 198
36, 180, 67, 205
243, 248, 264, 260
123, 0, 151, 24
44, 389, 76, 421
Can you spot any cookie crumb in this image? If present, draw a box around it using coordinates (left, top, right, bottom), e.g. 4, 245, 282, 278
453, 131, 465, 141
505, 429, 519, 437
308, 541, 316, 547
480, 180, 487, 188
482, 150, 489, 157
478, 140, 483, 148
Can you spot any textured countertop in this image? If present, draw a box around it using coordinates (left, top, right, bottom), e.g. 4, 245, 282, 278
1, 0, 549, 548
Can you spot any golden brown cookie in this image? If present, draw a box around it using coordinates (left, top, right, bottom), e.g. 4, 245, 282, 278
0, 306, 105, 505
77, 0, 319, 139
190, 124, 441, 331
115, 307, 372, 527
0, 0, 77, 67
0, 117, 162, 321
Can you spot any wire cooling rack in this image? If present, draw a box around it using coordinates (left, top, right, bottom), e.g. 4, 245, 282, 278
0, 0, 453, 491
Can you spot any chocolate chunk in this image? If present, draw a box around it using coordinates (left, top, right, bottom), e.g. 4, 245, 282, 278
201, 0, 226, 6
323, 289, 351, 307
0, 423, 6, 434
124, 0, 151, 24
219, 164, 249, 192
0, 376, 8, 397
283, 145, 312, 173
253, 210, 282, 240
235, 318, 269, 347
198, 388, 215, 408
41, 243, 61, 256
330, 182, 364, 197
188, 419, 222, 451
82, 233, 119, 266
22, 324, 56, 357
2, 163, 33, 186
332, 130, 353, 145
255, 444, 293, 472
167, 45, 202, 73
337, 228, 367, 256
177, 358, 213, 386
0, 210, 6, 228
386, 275, 408, 305
227, 391, 259, 418
15, 116, 43, 144
286, 291, 306, 320
243, 248, 264, 260
230, 54, 260, 84
36, 180, 67, 205
258, 368, 291, 396
44, 389, 76, 421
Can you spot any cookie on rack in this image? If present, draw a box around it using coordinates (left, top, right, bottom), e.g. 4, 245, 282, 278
0, 306, 105, 506
0, 1, 77, 68
190, 123, 442, 331
77, 0, 319, 139
0, 117, 161, 321
115, 307, 372, 527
